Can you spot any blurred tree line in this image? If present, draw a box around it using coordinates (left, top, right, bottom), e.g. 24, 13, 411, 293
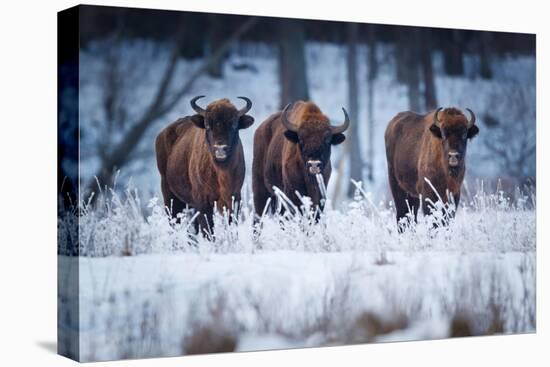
71, 5, 535, 198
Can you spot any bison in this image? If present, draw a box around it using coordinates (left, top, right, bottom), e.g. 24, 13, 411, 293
155, 96, 254, 233
252, 101, 349, 218
384, 107, 479, 229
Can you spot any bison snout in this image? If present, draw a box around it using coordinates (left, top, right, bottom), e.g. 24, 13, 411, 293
213, 144, 229, 160
307, 160, 322, 175
448, 151, 460, 167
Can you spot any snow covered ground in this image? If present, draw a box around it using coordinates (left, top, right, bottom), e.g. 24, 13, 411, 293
58, 184, 536, 361
61, 250, 534, 361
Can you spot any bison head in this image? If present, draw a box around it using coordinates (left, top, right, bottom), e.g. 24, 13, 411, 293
281, 103, 349, 176
429, 107, 479, 176
190, 96, 254, 163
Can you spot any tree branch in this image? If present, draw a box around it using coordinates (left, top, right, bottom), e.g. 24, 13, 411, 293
156, 16, 259, 118
91, 16, 259, 190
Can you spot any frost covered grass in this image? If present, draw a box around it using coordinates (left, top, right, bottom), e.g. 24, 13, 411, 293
58, 181, 535, 361
60, 179, 535, 256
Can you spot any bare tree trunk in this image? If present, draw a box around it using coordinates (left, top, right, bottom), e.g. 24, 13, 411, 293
279, 19, 309, 108
366, 24, 377, 182
346, 23, 363, 197
421, 29, 437, 110
395, 29, 407, 85
91, 17, 258, 193
206, 14, 226, 78
443, 29, 464, 76
479, 32, 493, 79
396, 29, 421, 112
404, 29, 421, 112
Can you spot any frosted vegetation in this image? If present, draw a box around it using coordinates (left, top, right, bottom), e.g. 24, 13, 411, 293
61, 180, 535, 256
58, 180, 535, 361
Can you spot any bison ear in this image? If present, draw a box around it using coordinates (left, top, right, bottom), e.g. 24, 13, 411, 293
467, 125, 479, 139
283, 130, 299, 143
331, 133, 346, 145
429, 124, 442, 139
191, 114, 206, 129
238, 115, 254, 130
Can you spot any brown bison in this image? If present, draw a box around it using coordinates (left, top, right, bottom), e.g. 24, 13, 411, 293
252, 101, 349, 218
155, 96, 254, 233
384, 107, 479, 229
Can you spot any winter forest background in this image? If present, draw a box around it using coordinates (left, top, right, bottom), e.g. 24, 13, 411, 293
57, 5, 536, 362
59, 5, 536, 202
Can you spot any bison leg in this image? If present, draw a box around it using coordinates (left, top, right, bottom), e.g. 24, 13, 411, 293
252, 179, 273, 243
224, 195, 241, 227
422, 191, 460, 226
195, 207, 214, 237
231, 194, 241, 223
408, 195, 420, 222
253, 180, 272, 219
388, 170, 418, 231
161, 177, 188, 219
451, 192, 460, 210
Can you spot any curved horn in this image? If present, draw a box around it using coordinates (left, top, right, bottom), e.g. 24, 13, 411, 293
280, 103, 298, 132
433, 107, 443, 127
190, 95, 206, 115
331, 107, 350, 135
237, 96, 252, 116
465, 108, 476, 128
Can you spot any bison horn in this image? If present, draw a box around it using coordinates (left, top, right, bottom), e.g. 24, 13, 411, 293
190, 95, 206, 116
433, 107, 443, 127
237, 96, 252, 116
281, 103, 299, 132
331, 107, 350, 135
465, 108, 476, 128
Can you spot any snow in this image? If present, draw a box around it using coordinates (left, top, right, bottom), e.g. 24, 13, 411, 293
58, 184, 535, 361
59, 249, 534, 361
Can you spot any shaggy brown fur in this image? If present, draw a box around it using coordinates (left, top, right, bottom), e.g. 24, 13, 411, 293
155, 97, 254, 233
384, 107, 479, 228
252, 101, 347, 217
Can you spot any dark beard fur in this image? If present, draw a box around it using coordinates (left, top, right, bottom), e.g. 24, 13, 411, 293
449, 166, 461, 177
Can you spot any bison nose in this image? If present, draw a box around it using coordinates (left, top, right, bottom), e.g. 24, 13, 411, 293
213, 144, 228, 160
307, 160, 322, 175
448, 151, 460, 167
